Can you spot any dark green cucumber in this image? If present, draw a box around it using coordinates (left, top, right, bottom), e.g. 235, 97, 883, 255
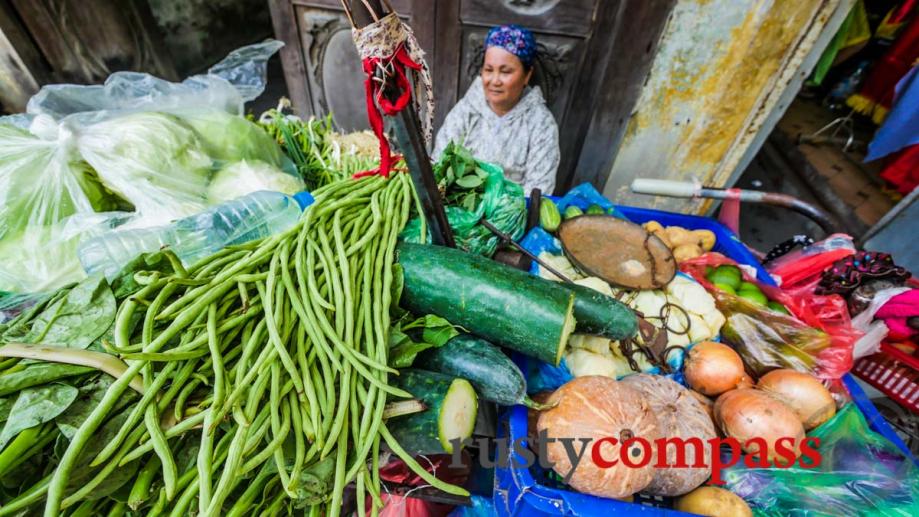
416, 334, 548, 410
561, 283, 638, 340
387, 369, 478, 455
396, 242, 576, 365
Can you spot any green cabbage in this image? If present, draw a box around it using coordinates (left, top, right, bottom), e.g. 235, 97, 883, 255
180, 109, 296, 174
207, 160, 305, 204
77, 112, 215, 220
0, 124, 120, 242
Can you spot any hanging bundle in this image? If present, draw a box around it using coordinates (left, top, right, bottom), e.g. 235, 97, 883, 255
342, 0, 434, 178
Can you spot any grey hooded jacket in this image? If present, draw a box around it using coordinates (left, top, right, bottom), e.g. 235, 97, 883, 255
433, 77, 560, 195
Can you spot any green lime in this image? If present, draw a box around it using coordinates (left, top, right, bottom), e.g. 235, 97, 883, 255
713, 283, 737, 295
707, 265, 742, 290
738, 281, 761, 295
738, 290, 768, 306
768, 301, 790, 315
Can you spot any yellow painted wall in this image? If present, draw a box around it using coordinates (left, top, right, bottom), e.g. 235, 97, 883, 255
603, 0, 849, 213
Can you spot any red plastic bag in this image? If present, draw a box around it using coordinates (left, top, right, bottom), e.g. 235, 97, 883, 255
767, 234, 856, 287
370, 453, 471, 517
681, 252, 861, 379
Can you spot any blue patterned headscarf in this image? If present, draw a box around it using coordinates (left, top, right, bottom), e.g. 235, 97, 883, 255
485, 25, 537, 68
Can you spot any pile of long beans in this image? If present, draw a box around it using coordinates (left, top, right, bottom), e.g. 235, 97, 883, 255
27, 173, 465, 516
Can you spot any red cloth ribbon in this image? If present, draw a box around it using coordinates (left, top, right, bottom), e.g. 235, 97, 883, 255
356, 44, 423, 179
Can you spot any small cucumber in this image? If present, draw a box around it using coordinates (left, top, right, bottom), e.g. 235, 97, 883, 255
563, 205, 584, 219
417, 334, 549, 410
586, 204, 605, 215
540, 198, 562, 232
387, 369, 478, 455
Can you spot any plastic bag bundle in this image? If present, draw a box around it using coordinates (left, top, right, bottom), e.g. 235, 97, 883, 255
0, 41, 302, 294
723, 403, 919, 516
681, 252, 860, 379
402, 160, 526, 257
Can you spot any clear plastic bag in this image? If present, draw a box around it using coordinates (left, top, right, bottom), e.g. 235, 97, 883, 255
0, 212, 131, 293
0, 41, 290, 293
723, 403, 919, 516
23, 40, 283, 121
681, 253, 859, 379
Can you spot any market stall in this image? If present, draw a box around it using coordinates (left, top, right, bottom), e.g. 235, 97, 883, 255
0, 16, 918, 517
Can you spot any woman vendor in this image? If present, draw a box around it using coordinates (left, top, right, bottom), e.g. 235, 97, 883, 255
434, 24, 560, 194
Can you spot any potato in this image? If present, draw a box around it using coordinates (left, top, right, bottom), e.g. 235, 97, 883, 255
675, 486, 752, 517
693, 230, 716, 251
673, 244, 702, 262
643, 221, 664, 233
645, 222, 672, 247
665, 226, 696, 247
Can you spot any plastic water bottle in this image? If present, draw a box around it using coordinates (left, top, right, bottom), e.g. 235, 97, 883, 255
79, 191, 314, 280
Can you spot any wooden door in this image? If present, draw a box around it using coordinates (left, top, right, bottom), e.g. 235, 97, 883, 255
270, 0, 675, 194
269, 0, 434, 132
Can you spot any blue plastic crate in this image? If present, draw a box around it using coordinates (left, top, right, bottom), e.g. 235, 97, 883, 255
495, 198, 915, 516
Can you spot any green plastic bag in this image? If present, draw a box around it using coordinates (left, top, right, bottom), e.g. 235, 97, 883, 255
723, 403, 919, 516
402, 159, 526, 257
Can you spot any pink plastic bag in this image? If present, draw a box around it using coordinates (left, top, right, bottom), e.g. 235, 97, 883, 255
681, 252, 861, 379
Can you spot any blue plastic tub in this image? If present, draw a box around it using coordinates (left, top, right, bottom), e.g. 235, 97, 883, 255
494, 198, 914, 516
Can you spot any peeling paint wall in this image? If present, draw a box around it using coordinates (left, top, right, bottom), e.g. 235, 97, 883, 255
603, 0, 850, 213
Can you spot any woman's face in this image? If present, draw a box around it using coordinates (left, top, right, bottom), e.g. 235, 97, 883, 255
481, 47, 532, 115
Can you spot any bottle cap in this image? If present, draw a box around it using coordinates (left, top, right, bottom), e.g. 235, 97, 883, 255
293, 191, 315, 210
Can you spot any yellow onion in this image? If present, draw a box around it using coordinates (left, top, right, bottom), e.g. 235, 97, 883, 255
736, 373, 754, 390
757, 369, 836, 430
684, 342, 745, 396
714, 389, 804, 464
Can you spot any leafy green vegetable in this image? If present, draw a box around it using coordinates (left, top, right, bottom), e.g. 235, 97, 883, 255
179, 109, 293, 172
0, 124, 120, 244
256, 109, 379, 190
207, 160, 305, 204
434, 142, 490, 209
0, 383, 78, 450
109, 251, 177, 301
54, 376, 117, 440
77, 111, 214, 220
0, 363, 93, 397
21, 275, 116, 349
388, 314, 459, 368
0, 397, 11, 423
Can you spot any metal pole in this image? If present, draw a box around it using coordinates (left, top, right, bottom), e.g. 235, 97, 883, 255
348, 0, 456, 247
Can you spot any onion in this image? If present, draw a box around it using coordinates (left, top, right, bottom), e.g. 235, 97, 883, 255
714, 389, 804, 464
756, 369, 835, 430
736, 373, 754, 390
684, 342, 745, 396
